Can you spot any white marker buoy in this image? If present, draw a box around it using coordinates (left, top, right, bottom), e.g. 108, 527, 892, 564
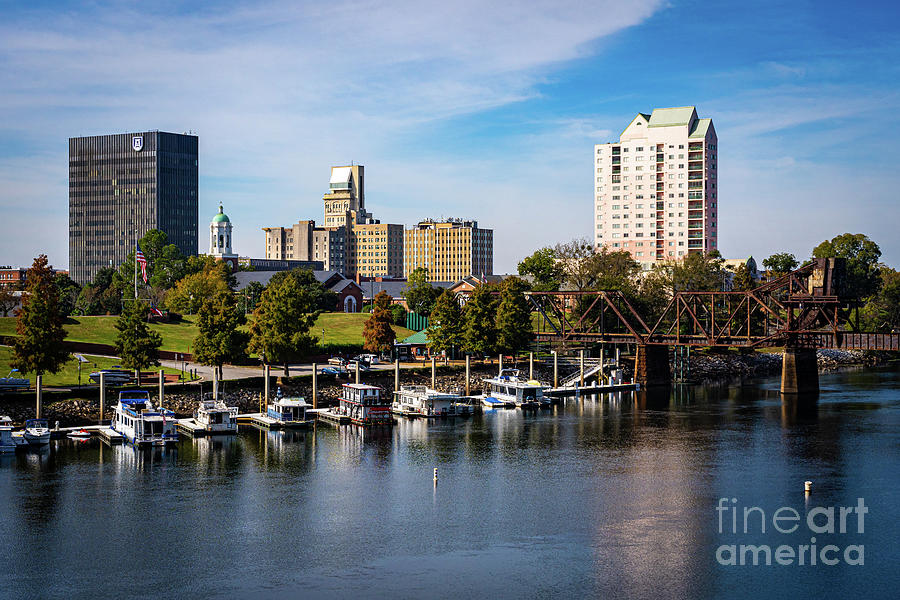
433, 468, 438, 483
804, 480, 812, 494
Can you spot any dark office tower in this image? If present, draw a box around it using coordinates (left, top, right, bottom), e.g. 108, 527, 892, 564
68, 131, 198, 283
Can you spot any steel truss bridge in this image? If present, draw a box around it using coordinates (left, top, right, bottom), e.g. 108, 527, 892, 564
527, 258, 900, 351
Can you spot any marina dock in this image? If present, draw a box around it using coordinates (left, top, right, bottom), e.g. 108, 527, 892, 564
175, 418, 236, 436
238, 412, 315, 429
544, 383, 640, 397
96, 427, 124, 444
311, 408, 350, 426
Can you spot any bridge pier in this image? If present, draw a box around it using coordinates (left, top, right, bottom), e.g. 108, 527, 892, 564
781, 347, 819, 396
635, 345, 670, 387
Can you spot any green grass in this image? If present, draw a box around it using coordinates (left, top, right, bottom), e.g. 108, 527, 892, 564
0, 346, 183, 388
0, 312, 415, 354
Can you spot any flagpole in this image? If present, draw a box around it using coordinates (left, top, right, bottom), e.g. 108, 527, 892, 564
134, 235, 138, 302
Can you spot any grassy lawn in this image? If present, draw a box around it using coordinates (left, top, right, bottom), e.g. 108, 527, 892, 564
0, 346, 183, 388
0, 312, 415, 353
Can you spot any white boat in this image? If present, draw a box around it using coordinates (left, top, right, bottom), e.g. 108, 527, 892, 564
0, 415, 12, 426
332, 384, 393, 426
192, 398, 239, 434
111, 391, 178, 446
0, 426, 17, 453
89, 368, 132, 385
392, 385, 461, 418
266, 394, 314, 428
481, 396, 510, 409
22, 418, 51, 445
483, 369, 545, 410
0, 369, 29, 391
67, 429, 91, 440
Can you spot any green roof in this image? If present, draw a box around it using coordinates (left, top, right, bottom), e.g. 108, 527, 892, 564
648, 106, 697, 128
212, 205, 230, 223
398, 330, 430, 345
688, 118, 712, 139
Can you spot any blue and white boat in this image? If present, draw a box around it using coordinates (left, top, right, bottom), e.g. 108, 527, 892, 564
480, 396, 510, 409
22, 418, 51, 445
483, 369, 545, 410
111, 391, 178, 446
0, 369, 29, 391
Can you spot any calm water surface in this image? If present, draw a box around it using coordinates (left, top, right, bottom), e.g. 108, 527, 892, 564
2, 368, 899, 599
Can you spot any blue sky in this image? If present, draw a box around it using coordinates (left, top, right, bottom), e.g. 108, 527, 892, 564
1, 0, 899, 273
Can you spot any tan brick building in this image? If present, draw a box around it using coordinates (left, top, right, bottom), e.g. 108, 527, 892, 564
404, 219, 493, 282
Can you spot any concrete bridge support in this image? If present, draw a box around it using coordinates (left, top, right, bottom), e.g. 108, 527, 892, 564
781, 347, 819, 396
635, 345, 671, 387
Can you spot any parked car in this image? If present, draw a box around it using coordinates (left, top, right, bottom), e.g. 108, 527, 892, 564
353, 354, 380, 365
347, 360, 371, 372
328, 357, 348, 367
321, 366, 348, 377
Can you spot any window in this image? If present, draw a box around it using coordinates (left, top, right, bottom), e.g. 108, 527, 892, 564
679, 144, 684, 149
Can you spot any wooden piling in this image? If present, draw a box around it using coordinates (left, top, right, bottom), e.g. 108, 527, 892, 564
553, 351, 558, 388
312, 363, 318, 409
529, 352, 534, 380
212, 368, 218, 400
579, 350, 585, 386
159, 370, 164, 405
99, 372, 106, 422
499, 354, 503, 374
35, 375, 42, 419
465, 355, 470, 396
394, 359, 400, 394
263, 365, 270, 403
355, 361, 360, 384
431, 356, 436, 389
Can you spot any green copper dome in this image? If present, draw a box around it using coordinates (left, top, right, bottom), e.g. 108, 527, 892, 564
212, 205, 230, 223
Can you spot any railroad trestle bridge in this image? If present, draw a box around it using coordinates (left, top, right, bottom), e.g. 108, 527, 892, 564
525, 258, 900, 395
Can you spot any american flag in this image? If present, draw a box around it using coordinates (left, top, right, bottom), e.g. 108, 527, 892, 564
150, 305, 164, 317
135, 243, 148, 283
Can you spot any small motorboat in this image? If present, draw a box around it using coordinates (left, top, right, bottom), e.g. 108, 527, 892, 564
67, 429, 91, 440
481, 396, 511, 409
23, 419, 50, 445
0, 369, 30, 391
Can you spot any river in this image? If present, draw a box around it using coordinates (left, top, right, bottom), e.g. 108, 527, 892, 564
1, 367, 898, 599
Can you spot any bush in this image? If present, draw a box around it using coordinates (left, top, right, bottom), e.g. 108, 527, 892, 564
391, 304, 407, 326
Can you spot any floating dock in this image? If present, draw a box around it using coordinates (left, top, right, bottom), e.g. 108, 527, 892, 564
311, 408, 350, 426
175, 418, 237, 436
238, 412, 315, 429
544, 383, 640, 397
97, 427, 124, 445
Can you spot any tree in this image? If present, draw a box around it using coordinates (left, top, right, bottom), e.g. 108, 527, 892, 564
495, 277, 533, 357
267, 268, 337, 312
590, 248, 642, 294
0, 287, 17, 317
517, 247, 565, 292
390, 303, 407, 326
363, 291, 396, 354
11, 255, 70, 377
404, 267, 442, 316
115, 229, 189, 292
166, 263, 233, 313
762, 252, 799, 278
730, 264, 756, 292
657, 251, 727, 293
193, 291, 249, 382
114, 300, 162, 377
462, 283, 498, 357
53, 272, 81, 317
554, 238, 597, 291
861, 267, 900, 332
812, 233, 882, 299
240, 281, 265, 314
427, 289, 464, 355
248, 273, 319, 375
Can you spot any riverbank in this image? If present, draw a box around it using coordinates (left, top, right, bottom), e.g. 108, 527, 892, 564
686, 348, 891, 381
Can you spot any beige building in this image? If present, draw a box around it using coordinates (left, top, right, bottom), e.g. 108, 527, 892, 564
263, 164, 402, 278
404, 219, 493, 281
594, 106, 718, 269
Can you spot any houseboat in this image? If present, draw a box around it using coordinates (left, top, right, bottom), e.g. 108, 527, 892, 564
111, 390, 178, 446
188, 398, 239, 434
265, 393, 314, 428
334, 384, 393, 426
483, 369, 545, 410
392, 385, 461, 418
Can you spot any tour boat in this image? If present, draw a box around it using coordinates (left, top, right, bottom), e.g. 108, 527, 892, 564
333, 384, 393, 426
392, 385, 461, 418
483, 369, 545, 410
22, 418, 51, 445
192, 398, 239, 434
0, 426, 17, 453
111, 391, 178, 446
265, 393, 314, 428
0, 369, 29, 391
67, 429, 92, 441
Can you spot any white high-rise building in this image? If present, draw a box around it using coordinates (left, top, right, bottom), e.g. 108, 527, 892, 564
594, 106, 718, 269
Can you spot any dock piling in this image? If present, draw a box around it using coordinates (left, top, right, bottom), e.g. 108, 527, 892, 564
465, 355, 470, 396
579, 350, 585, 387
355, 361, 360, 384
36, 375, 42, 419
99, 372, 106, 423
159, 370, 164, 405
805, 480, 812, 495
394, 359, 400, 394
263, 365, 270, 404
312, 363, 318, 409
498, 354, 503, 374
212, 368, 218, 400
553, 351, 558, 388
431, 357, 436, 389
529, 352, 534, 380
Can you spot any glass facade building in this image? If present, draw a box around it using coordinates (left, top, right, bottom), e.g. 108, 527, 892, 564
68, 131, 198, 283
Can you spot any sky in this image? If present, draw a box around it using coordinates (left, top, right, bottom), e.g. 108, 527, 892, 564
1, 0, 899, 273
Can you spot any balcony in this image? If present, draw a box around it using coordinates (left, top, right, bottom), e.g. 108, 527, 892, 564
688, 192, 703, 200
656, 154, 664, 162
611, 175, 621, 183
688, 174, 704, 181
688, 233, 704, 239
656, 184, 664, 191
688, 143, 703, 151
611, 147, 621, 156
688, 152, 703, 161
688, 182, 703, 189
612, 158, 620, 165
688, 161, 703, 171
688, 211, 703, 219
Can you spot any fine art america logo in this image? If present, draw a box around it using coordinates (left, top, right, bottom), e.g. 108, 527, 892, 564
715, 497, 867, 566
132, 135, 143, 152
